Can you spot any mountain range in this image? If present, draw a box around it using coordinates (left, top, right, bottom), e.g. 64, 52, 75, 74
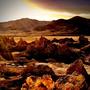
0, 16, 90, 36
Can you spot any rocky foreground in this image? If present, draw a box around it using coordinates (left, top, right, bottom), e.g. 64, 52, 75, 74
0, 35, 90, 90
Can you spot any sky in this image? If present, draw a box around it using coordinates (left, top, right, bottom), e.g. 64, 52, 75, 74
0, 0, 90, 22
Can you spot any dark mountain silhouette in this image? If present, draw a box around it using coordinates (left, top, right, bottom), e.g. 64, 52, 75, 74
68, 16, 90, 35
0, 16, 90, 36
35, 16, 90, 35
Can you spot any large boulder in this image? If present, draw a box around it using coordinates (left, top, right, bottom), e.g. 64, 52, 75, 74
66, 60, 88, 78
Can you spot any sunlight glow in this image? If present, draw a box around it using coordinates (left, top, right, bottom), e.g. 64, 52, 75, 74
0, 0, 90, 22
22, 0, 76, 20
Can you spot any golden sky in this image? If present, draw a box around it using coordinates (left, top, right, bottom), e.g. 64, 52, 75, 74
24, 0, 75, 20
0, 0, 90, 22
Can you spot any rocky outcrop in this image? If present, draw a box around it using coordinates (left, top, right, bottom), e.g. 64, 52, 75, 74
21, 60, 89, 90
0, 36, 14, 60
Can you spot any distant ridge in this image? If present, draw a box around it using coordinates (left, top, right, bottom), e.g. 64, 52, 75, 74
0, 16, 90, 36
0, 18, 50, 36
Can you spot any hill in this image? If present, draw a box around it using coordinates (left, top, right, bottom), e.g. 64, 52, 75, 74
0, 16, 90, 36
0, 18, 50, 36
35, 16, 90, 35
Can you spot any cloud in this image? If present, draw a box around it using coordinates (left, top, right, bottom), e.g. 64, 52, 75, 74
0, 0, 90, 22
30, 0, 90, 14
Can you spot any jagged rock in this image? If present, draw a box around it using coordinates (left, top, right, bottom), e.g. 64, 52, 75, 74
56, 44, 79, 63
51, 38, 59, 43
26, 36, 52, 60
22, 63, 57, 80
55, 73, 87, 90
59, 38, 75, 44
66, 60, 88, 79
0, 36, 13, 60
26, 36, 79, 63
21, 73, 88, 90
16, 38, 28, 51
21, 75, 54, 90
